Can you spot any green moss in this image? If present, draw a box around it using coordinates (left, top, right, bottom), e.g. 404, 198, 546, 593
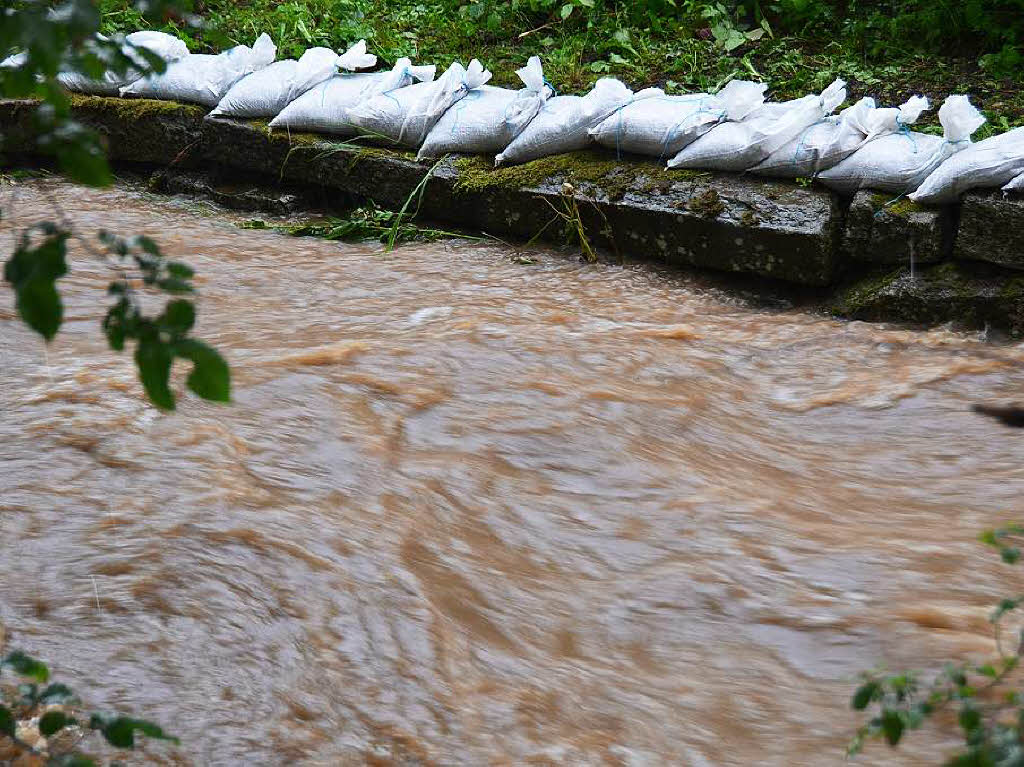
914, 262, 989, 300
740, 210, 760, 227
831, 267, 905, 316
334, 144, 420, 175
869, 193, 926, 217
453, 150, 660, 201
70, 94, 205, 121
998, 276, 1024, 300
688, 189, 726, 218
831, 261, 1022, 328
665, 168, 709, 181
65, 95, 206, 163
350, 144, 419, 162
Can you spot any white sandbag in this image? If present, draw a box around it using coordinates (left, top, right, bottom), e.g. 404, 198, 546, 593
910, 126, 1024, 204
121, 33, 276, 107
818, 95, 986, 196
123, 31, 191, 63
210, 46, 337, 118
751, 97, 875, 178
1004, 171, 1024, 193
268, 58, 435, 134
0, 52, 28, 69
417, 56, 552, 160
667, 79, 846, 172
56, 31, 189, 95
496, 78, 642, 166
346, 59, 492, 147
589, 79, 767, 159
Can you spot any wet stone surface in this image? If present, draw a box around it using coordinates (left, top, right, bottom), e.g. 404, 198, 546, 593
1, 98, 841, 286
955, 189, 1024, 270
4, 95, 1024, 330
831, 261, 1024, 335
844, 191, 951, 266
147, 168, 335, 216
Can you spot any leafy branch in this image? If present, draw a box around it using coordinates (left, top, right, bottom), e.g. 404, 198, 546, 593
99, 231, 230, 410
850, 525, 1024, 766
0, 649, 178, 765
1, 0, 230, 410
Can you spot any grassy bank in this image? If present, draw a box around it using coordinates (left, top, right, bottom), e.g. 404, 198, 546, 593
97, 0, 1024, 137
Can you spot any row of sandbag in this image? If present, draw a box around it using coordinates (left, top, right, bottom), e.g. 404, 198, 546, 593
6, 29, 1024, 204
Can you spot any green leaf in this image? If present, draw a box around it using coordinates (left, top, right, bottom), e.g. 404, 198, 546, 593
16, 278, 64, 341
131, 235, 160, 256
135, 338, 175, 411
4, 651, 50, 683
39, 683, 74, 704
881, 709, 904, 746
104, 298, 130, 351
39, 710, 71, 736
0, 704, 14, 738
165, 262, 195, 279
1001, 546, 1021, 564
100, 717, 179, 748
4, 230, 69, 341
160, 299, 195, 337
852, 681, 878, 710
560, 3, 574, 18
155, 277, 194, 294
959, 705, 982, 736
174, 339, 230, 403
945, 752, 994, 767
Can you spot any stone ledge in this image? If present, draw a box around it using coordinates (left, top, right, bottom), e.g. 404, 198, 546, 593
1, 96, 841, 286
845, 191, 951, 266
201, 117, 844, 284
955, 190, 1024, 270
5, 94, 1024, 334
831, 261, 1024, 335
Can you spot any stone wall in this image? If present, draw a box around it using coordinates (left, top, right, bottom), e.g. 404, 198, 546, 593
2, 96, 1023, 333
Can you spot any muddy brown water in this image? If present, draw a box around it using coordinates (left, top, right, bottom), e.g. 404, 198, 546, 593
2, 180, 1024, 765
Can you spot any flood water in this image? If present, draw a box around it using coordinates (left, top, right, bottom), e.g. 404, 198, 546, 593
2, 180, 1024, 765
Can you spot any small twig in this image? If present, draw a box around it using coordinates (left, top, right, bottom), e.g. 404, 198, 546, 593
170, 138, 201, 167
519, 22, 554, 39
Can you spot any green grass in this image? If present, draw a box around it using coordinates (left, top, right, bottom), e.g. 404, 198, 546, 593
96, 0, 1024, 135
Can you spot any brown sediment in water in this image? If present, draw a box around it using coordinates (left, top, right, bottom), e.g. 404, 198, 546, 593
2, 179, 1024, 765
